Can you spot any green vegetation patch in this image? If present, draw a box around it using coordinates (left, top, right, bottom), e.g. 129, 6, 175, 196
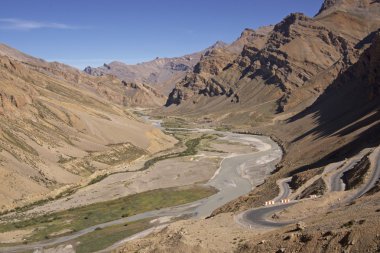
141, 135, 205, 171
88, 174, 109, 185
73, 219, 151, 253
161, 117, 189, 129
140, 133, 220, 171
0, 185, 217, 243
214, 125, 232, 131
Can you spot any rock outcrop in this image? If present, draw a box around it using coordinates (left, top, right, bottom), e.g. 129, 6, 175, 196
164, 0, 380, 119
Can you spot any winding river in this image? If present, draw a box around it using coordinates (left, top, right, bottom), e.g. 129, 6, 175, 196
0, 118, 282, 253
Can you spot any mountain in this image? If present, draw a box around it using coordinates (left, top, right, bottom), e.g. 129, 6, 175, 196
317, 0, 380, 17
82, 37, 264, 96
0, 44, 166, 108
213, 27, 380, 213
117, 1, 380, 252
0, 44, 176, 210
163, 0, 380, 127
83, 51, 203, 95
160, 0, 380, 210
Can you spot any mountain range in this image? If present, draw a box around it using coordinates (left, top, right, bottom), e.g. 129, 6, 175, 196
0, 0, 380, 252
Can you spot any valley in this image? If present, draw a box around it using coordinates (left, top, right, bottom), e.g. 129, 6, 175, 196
0, 0, 380, 252
0, 114, 282, 252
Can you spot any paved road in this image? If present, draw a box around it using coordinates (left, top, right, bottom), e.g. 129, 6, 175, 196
236, 177, 295, 229
0, 130, 282, 253
237, 146, 380, 230
330, 159, 359, 192
273, 177, 292, 202
349, 147, 380, 200
240, 203, 296, 228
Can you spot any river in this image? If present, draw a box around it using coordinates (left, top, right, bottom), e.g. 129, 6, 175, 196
0, 117, 282, 253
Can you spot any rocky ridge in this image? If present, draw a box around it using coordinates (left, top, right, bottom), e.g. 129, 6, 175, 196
83, 51, 203, 95
164, 0, 380, 118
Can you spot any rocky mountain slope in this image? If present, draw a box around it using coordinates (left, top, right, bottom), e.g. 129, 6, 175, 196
83, 51, 202, 95
0, 44, 176, 210
213, 26, 380, 215
163, 0, 380, 126
0, 44, 166, 108
83, 37, 262, 96
163, 0, 380, 216
117, 1, 380, 252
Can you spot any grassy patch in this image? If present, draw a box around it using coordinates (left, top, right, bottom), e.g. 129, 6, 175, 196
214, 125, 232, 131
141, 135, 205, 171
88, 174, 109, 185
0, 185, 216, 243
73, 219, 151, 253
161, 117, 189, 129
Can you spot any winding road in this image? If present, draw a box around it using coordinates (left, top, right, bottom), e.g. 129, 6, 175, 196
238, 203, 296, 228
272, 177, 292, 202
330, 159, 360, 192
349, 147, 380, 200
237, 146, 380, 230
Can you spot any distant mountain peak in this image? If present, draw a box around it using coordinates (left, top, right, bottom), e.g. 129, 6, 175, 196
210, 40, 228, 49
273, 12, 310, 36
317, 0, 341, 15
316, 0, 380, 17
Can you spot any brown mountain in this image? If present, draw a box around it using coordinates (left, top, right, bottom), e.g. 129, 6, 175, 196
83, 51, 203, 95
119, 2, 380, 252
0, 44, 166, 108
160, 0, 380, 210
82, 37, 263, 96
213, 27, 380, 213
0, 44, 175, 210
164, 0, 380, 127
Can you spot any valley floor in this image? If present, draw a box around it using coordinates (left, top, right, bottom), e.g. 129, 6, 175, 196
0, 115, 282, 253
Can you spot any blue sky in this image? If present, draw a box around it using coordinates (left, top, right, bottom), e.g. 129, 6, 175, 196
0, 0, 323, 69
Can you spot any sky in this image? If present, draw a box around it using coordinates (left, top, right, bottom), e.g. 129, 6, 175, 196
0, 0, 323, 69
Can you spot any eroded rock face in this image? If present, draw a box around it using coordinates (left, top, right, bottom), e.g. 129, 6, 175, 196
167, 62, 190, 71
84, 66, 102, 76
165, 27, 273, 107
165, 88, 184, 106
247, 12, 354, 91
328, 30, 380, 101
317, 0, 342, 15
317, 0, 380, 17
0, 57, 35, 114
165, 0, 380, 113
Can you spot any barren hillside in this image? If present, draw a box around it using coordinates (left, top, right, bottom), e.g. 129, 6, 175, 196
0, 45, 176, 210
163, 0, 380, 126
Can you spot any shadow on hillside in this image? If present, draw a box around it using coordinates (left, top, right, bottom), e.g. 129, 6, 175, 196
288, 122, 380, 176
284, 32, 380, 175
